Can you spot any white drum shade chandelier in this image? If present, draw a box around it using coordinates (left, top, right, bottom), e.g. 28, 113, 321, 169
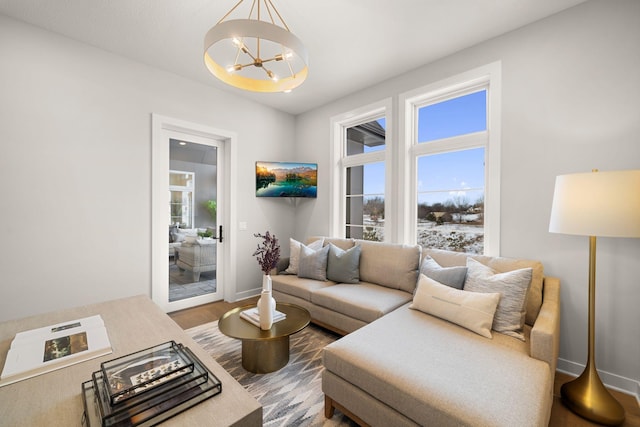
204, 0, 308, 93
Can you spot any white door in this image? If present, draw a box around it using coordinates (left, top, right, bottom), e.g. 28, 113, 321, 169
152, 117, 230, 312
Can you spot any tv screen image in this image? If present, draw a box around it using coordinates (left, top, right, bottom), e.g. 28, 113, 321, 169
256, 161, 317, 198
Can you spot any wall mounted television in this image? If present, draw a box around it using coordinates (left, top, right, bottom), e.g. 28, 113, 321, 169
256, 161, 317, 198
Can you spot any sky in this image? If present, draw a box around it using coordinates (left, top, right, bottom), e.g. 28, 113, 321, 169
359, 90, 486, 206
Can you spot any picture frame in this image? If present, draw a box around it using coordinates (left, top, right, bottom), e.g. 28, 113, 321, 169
256, 161, 317, 198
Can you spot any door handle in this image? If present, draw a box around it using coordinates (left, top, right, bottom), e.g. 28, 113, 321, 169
217, 225, 223, 243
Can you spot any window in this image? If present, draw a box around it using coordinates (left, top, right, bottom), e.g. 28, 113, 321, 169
169, 170, 194, 228
331, 101, 390, 242
414, 89, 487, 254
345, 120, 386, 241
331, 63, 500, 254
403, 63, 501, 255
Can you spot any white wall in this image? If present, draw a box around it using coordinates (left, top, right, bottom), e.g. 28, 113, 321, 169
295, 0, 640, 396
0, 15, 296, 321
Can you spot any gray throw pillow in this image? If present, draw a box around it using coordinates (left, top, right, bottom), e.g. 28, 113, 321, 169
326, 243, 361, 284
420, 256, 467, 290
463, 258, 532, 341
298, 243, 330, 281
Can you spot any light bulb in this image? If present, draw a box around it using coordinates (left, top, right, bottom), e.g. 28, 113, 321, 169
266, 70, 278, 81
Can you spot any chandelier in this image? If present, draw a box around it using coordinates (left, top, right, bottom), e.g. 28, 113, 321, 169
204, 0, 309, 93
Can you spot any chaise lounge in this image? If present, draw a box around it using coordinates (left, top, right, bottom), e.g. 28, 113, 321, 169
272, 237, 560, 426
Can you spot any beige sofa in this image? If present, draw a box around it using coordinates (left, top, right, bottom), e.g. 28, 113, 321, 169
272, 237, 560, 427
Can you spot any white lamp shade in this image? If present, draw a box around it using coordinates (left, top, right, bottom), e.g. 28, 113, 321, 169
549, 169, 640, 238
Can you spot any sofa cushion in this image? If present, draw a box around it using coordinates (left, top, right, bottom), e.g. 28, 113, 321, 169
285, 238, 323, 275
327, 244, 361, 284
323, 305, 552, 427
271, 274, 335, 301
420, 256, 467, 290
298, 243, 330, 281
425, 248, 544, 326
410, 274, 500, 338
464, 258, 532, 341
312, 283, 412, 323
357, 240, 421, 293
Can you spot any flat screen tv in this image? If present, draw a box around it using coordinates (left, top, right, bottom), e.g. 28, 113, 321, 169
256, 161, 317, 198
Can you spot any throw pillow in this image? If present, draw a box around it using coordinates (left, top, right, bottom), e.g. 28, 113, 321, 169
410, 274, 500, 339
463, 258, 532, 341
326, 243, 361, 283
420, 256, 467, 290
285, 238, 323, 275
298, 243, 330, 281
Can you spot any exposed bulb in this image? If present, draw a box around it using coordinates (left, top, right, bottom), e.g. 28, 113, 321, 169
266, 70, 278, 81
232, 37, 249, 54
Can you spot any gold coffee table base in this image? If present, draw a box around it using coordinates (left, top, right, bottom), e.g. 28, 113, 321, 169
241, 336, 290, 373
218, 303, 311, 374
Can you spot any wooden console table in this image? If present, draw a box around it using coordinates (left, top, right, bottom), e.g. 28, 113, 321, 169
0, 295, 261, 426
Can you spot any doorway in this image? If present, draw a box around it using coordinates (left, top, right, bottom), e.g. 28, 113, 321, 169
152, 115, 235, 313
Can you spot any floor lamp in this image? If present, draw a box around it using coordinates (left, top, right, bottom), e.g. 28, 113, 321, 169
549, 169, 640, 426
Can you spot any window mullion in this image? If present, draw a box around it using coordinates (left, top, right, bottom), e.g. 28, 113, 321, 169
340, 150, 385, 168
411, 131, 487, 157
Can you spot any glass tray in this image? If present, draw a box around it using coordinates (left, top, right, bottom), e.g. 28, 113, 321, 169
82, 346, 221, 427
101, 341, 194, 405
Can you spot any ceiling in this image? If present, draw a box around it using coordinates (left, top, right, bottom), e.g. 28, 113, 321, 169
0, 0, 588, 115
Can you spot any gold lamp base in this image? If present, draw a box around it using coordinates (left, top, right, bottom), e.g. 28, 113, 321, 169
561, 364, 625, 426
559, 235, 625, 426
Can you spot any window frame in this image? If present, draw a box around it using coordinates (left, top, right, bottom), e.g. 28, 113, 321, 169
330, 98, 393, 241
169, 169, 195, 229
329, 63, 501, 254
400, 62, 501, 255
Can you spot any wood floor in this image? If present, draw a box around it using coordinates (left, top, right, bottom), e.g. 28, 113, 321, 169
169, 299, 640, 427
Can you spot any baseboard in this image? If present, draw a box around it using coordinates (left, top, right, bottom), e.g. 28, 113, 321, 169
232, 287, 261, 301
557, 358, 640, 402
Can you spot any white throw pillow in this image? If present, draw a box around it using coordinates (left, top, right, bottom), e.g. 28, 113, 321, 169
463, 258, 532, 341
410, 274, 500, 339
285, 238, 323, 275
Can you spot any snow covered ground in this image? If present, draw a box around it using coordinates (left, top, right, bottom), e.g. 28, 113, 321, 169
416, 221, 483, 254
362, 217, 484, 254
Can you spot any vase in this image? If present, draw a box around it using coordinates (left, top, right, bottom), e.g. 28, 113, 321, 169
258, 275, 276, 330
262, 274, 272, 292
262, 274, 277, 314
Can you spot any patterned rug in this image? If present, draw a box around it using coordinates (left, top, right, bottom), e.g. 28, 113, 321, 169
186, 321, 357, 427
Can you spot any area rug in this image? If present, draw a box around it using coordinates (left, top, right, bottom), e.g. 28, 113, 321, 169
186, 321, 357, 427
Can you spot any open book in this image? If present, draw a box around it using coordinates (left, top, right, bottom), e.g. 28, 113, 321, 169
0, 314, 112, 387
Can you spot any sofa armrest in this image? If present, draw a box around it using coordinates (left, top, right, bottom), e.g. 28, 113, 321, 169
530, 276, 560, 374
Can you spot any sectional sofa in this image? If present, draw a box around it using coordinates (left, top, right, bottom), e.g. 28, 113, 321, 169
271, 237, 560, 427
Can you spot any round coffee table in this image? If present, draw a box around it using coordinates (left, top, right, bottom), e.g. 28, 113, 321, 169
218, 302, 311, 373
